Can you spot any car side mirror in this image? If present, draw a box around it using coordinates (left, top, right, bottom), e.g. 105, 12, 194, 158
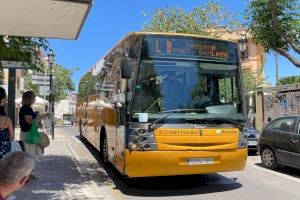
120, 58, 132, 79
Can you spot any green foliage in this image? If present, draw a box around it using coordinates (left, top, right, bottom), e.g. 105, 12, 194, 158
242, 68, 264, 94
219, 77, 237, 103
24, 72, 39, 94
24, 64, 76, 102
53, 64, 76, 102
0, 36, 49, 70
277, 76, 300, 85
246, 0, 300, 67
142, 1, 241, 36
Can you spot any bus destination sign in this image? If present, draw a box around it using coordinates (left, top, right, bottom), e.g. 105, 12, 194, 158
142, 35, 237, 64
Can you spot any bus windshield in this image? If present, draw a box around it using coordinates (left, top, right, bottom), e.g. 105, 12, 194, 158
132, 60, 244, 121
132, 35, 244, 122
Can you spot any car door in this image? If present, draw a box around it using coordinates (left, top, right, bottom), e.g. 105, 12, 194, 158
287, 117, 300, 167
267, 116, 298, 165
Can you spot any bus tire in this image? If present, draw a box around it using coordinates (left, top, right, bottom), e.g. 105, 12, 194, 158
100, 133, 108, 164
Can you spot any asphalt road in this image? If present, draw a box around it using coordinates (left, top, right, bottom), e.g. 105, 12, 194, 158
61, 126, 300, 200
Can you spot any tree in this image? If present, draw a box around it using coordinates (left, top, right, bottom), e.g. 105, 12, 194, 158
0, 36, 50, 84
246, 0, 300, 68
142, 1, 241, 36
242, 68, 264, 95
0, 36, 49, 69
24, 64, 76, 102
277, 76, 300, 85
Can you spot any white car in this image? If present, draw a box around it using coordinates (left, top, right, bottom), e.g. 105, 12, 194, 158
63, 120, 73, 125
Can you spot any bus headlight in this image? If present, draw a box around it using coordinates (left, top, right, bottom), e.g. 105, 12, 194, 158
129, 142, 139, 150
137, 136, 148, 143
238, 130, 247, 149
127, 128, 157, 151
137, 129, 146, 136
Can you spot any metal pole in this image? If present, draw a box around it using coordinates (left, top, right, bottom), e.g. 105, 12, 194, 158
8, 69, 16, 128
49, 64, 55, 140
275, 53, 279, 84
44, 68, 47, 113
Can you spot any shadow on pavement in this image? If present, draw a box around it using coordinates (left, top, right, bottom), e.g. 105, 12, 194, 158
14, 154, 111, 199
255, 163, 300, 179
248, 150, 259, 156
78, 135, 243, 197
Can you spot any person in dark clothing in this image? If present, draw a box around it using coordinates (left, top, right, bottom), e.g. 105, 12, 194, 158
19, 91, 49, 160
0, 87, 7, 116
0, 87, 14, 159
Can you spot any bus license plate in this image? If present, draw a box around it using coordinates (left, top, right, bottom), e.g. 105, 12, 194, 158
248, 140, 257, 146
187, 157, 214, 165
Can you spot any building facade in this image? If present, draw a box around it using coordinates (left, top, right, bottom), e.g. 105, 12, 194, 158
54, 93, 77, 123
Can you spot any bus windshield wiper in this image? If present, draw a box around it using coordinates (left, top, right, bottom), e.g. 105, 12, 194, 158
186, 118, 244, 128
148, 109, 207, 131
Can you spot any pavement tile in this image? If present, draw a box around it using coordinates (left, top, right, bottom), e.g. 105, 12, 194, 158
11, 128, 106, 200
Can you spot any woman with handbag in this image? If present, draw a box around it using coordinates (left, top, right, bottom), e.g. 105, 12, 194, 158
19, 91, 49, 160
0, 87, 14, 159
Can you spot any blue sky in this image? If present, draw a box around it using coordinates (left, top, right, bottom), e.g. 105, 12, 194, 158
49, 0, 299, 89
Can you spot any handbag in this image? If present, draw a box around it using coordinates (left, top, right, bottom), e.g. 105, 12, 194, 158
10, 141, 23, 152
38, 132, 50, 148
26, 121, 42, 144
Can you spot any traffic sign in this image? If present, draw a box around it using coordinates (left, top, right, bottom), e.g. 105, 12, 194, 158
32, 80, 50, 86
1, 61, 23, 68
39, 86, 50, 96
32, 73, 55, 86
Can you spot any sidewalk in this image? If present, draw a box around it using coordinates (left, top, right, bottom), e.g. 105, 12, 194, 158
11, 127, 117, 200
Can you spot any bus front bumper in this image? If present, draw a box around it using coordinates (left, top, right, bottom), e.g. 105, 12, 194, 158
124, 149, 247, 177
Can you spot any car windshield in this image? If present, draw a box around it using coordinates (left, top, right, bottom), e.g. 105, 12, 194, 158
132, 59, 244, 122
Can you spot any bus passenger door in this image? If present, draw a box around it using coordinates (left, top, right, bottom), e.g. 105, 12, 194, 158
103, 95, 117, 165
114, 79, 127, 173
115, 92, 126, 173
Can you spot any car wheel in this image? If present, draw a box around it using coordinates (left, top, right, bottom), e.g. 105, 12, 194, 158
261, 147, 278, 169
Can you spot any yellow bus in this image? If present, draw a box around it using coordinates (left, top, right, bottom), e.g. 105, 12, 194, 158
76, 32, 247, 177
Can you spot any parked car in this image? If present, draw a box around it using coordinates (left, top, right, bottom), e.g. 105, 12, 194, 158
63, 120, 73, 125
245, 127, 260, 152
259, 115, 300, 170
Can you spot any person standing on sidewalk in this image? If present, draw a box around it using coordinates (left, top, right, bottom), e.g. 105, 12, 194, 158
0, 151, 35, 199
19, 91, 47, 160
0, 87, 7, 117
0, 87, 14, 159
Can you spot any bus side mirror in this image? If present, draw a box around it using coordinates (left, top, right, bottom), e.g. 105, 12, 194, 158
120, 58, 132, 79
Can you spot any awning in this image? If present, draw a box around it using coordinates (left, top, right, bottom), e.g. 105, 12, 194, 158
0, 0, 93, 39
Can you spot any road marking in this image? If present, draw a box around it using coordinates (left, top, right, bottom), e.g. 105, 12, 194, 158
66, 140, 81, 160
71, 135, 82, 144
